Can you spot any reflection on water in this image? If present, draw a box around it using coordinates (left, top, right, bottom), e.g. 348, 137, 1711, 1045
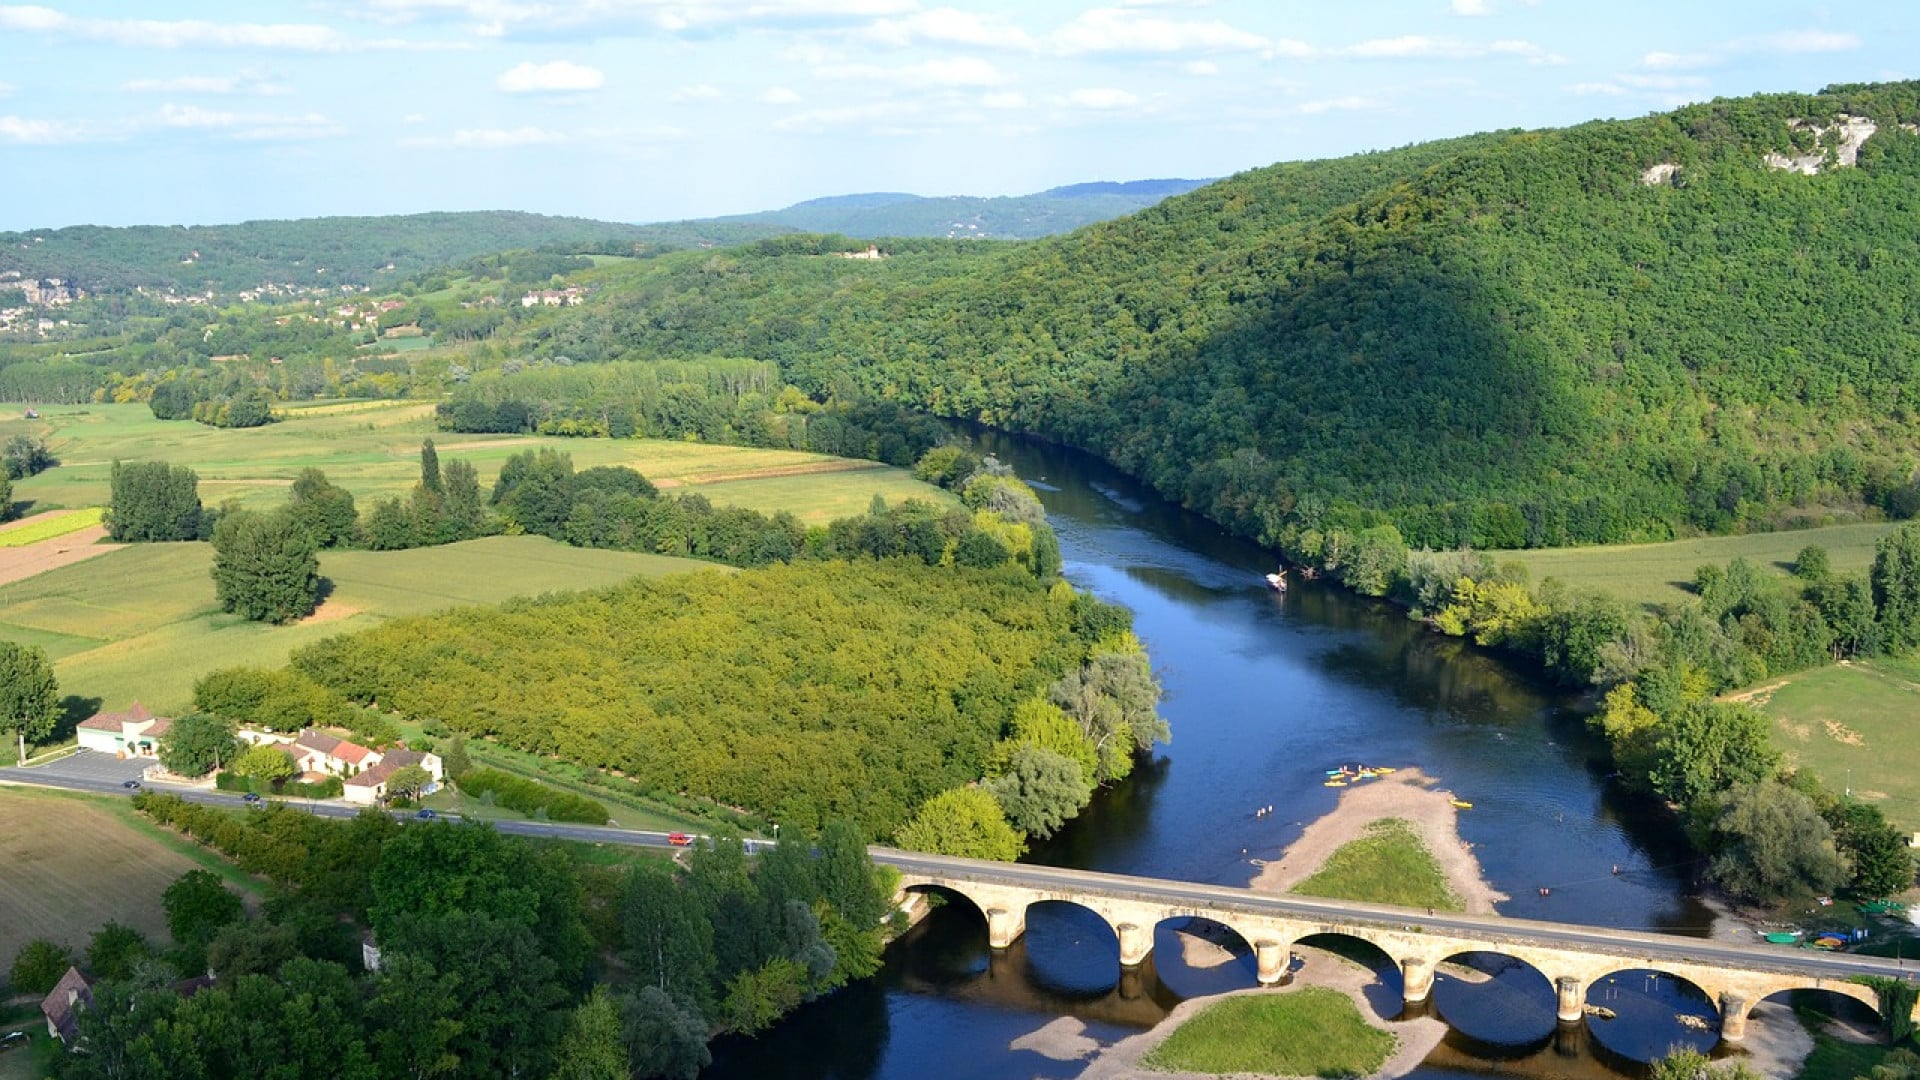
705, 431, 1722, 1080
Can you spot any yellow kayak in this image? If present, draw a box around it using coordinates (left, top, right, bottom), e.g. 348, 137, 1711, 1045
1324, 779, 1348, 787
1451, 799, 1473, 810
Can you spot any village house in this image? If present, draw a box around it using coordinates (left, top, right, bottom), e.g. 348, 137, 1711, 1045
240, 728, 444, 805
75, 703, 172, 759
41, 966, 216, 1047
519, 286, 586, 307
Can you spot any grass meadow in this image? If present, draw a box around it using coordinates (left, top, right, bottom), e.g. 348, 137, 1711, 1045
1502, 523, 1894, 610
0, 535, 720, 715
1290, 817, 1464, 912
1749, 656, 1920, 837
0, 401, 949, 525
1141, 988, 1395, 1076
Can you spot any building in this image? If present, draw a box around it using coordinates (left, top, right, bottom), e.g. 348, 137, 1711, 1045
76, 703, 172, 758
40, 968, 92, 1044
244, 727, 444, 805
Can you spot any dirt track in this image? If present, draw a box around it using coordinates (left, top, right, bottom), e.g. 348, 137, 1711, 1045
0, 524, 118, 587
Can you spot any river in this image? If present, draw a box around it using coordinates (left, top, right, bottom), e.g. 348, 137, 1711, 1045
705, 432, 1738, 1079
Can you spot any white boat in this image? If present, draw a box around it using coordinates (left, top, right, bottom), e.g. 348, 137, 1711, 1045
1265, 570, 1287, 592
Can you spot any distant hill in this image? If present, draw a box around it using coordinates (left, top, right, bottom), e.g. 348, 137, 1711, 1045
705, 179, 1212, 240
535, 81, 1920, 550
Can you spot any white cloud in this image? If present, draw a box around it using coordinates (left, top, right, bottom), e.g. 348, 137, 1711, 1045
497, 60, 605, 93
0, 114, 85, 144
815, 56, 1007, 88
671, 83, 722, 102
1059, 87, 1139, 110
1051, 7, 1269, 56
155, 103, 345, 140
346, 0, 916, 41
861, 7, 1035, 50
980, 91, 1028, 109
1451, 0, 1492, 15
760, 87, 803, 105
1340, 36, 1562, 64
0, 5, 437, 51
401, 125, 568, 148
123, 73, 290, 96
1640, 50, 1716, 70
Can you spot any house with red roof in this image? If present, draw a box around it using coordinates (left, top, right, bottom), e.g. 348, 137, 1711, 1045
75, 703, 171, 758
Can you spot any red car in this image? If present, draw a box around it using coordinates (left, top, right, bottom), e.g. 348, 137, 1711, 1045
667, 832, 692, 847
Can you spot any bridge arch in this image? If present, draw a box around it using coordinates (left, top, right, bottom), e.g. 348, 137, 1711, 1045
1151, 916, 1258, 995
1292, 931, 1406, 1018
1732, 982, 1884, 1042
1022, 899, 1123, 994
1428, 950, 1559, 1048
1584, 967, 1720, 1062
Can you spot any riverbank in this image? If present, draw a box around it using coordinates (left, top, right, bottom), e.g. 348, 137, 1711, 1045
1248, 768, 1506, 914
1071, 948, 1447, 1079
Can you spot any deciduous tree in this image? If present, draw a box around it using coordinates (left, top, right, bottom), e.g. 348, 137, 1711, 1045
212, 509, 322, 623
894, 786, 1024, 861
107, 459, 205, 541
9, 938, 72, 995
0, 641, 59, 764
233, 743, 296, 785
1708, 780, 1846, 904
158, 712, 238, 778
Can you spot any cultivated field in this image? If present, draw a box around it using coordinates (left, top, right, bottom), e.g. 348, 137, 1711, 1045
0, 535, 721, 714
1749, 656, 1920, 836
0, 401, 949, 525
0, 508, 104, 548
0, 786, 249, 963
1502, 523, 1895, 609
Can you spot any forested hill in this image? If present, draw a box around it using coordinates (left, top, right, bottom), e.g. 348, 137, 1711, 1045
706, 178, 1211, 239
547, 81, 1920, 552
0, 211, 785, 293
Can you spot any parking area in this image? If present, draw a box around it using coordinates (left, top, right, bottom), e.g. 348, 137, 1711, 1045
9, 749, 151, 789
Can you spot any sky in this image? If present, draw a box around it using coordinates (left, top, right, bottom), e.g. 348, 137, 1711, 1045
0, 1, 1912, 230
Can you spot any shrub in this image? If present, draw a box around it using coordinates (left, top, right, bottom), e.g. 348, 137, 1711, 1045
458, 767, 608, 824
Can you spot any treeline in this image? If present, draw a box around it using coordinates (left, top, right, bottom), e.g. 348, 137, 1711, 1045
29, 793, 896, 1079
286, 558, 1146, 840
1385, 529, 1920, 904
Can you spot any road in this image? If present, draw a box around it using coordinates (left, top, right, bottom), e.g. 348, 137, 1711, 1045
5, 765, 1912, 988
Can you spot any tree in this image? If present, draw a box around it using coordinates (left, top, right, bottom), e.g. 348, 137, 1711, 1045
2, 434, 55, 479
443, 734, 473, 781
718, 958, 808, 1035
894, 786, 1025, 861
288, 468, 359, 548
163, 870, 246, 952
370, 952, 462, 1080
212, 509, 321, 623
1651, 1047, 1765, 1080
0, 641, 59, 764
1794, 544, 1832, 581
419, 438, 443, 495
1832, 801, 1916, 899
1864, 1050, 1920, 1080
619, 987, 711, 1080
233, 743, 296, 785
1647, 701, 1781, 806
549, 987, 628, 1080
158, 712, 238, 777
86, 922, 151, 982
385, 764, 433, 803
107, 459, 205, 541
988, 744, 1091, 838
441, 459, 487, 540
1708, 780, 1847, 904
1873, 523, 1920, 653
0, 470, 10, 521
9, 938, 72, 995
362, 497, 415, 550
493, 448, 575, 538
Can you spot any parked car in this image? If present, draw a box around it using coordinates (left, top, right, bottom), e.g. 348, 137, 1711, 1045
415, 808, 436, 820
0, 1031, 28, 1052
122, 779, 141, 790
667, 832, 692, 847
242, 792, 263, 805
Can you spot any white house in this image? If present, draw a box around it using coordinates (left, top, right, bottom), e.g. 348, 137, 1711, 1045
76, 703, 172, 758
240, 727, 444, 804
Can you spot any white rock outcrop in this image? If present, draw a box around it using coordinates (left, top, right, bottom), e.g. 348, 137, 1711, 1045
1763, 114, 1878, 175
1640, 162, 1680, 186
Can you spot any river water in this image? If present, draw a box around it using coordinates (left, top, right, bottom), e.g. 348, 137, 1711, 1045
705, 433, 1731, 1079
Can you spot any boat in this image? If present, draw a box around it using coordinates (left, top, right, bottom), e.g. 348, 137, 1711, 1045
1371, 766, 1398, 775
1450, 799, 1473, 810
1764, 932, 1801, 945
1265, 570, 1288, 592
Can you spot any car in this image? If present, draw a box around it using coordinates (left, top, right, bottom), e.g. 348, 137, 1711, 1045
667, 832, 692, 847
242, 792, 263, 805
122, 779, 141, 790
0, 1031, 27, 1052
415, 808, 437, 820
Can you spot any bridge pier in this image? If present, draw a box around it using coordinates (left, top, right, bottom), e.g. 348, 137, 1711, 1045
1402, 956, 1434, 1005
986, 906, 1025, 950
1556, 976, 1583, 1024
1719, 993, 1750, 1042
1116, 922, 1151, 967
1255, 941, 1289, 985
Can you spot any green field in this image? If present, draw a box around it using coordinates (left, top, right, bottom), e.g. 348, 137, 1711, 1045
0, 535, 719, 714
1291, 818, 1464, 912
1503, 523, 1895, 610
1752, 657, 1920, 837
1142, 987, 1395, 1076
0, 401, 949, 524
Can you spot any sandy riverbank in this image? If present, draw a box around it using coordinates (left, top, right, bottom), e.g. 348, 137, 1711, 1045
1248, 767, 1506, 913
1067, 948, 1448, 1080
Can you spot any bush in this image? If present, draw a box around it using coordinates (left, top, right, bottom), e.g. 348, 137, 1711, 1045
458, 767, 608, 824
215, 770, 345, 800
9, 938, 73, 995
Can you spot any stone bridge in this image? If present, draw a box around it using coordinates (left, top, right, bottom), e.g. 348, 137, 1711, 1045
875, 848, 1917, 1045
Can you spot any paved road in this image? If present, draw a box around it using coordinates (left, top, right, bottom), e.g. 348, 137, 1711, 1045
4, 765, 1911, 988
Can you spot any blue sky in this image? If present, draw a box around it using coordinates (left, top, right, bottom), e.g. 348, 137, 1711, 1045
0, 1, 1911, 229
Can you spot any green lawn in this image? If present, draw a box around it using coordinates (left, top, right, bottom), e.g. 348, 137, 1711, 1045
1291, 818, 1464, 911
0, 535, 720, 713
1503, 523, 1894, 610
1142, 988, 1395, 1077
1, 402, 948, 525
1754, 657, 1920, 837
1796, 1029, 1917, 1080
